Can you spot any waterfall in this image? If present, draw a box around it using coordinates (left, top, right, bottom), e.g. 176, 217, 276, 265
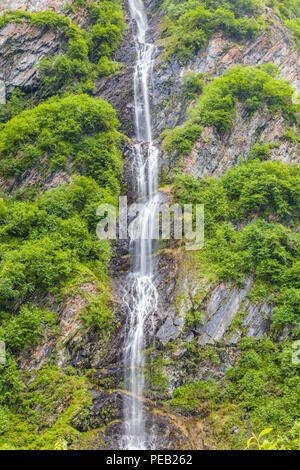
122, 0, 159, 450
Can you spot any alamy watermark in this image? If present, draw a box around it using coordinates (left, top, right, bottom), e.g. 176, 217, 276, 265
96, 196, 204, 250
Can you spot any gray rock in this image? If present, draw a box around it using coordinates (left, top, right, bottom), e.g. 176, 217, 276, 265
156, 316, 181, 345
0, 0, 66, 13
0, 79, 5, 104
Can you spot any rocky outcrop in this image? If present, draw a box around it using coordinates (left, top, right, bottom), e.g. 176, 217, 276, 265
155, 248, 272, 348
180, 105, 299, 179
0, 0, 67, 14
0, 22, 63, 95
0, 79, 5, 103
95, 6, 136, 137
73, 389, 192, 449
150, 7, 300, 139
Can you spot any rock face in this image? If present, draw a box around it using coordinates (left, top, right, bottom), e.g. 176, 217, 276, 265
0, 22, 63, 94
95, 6, 136, 137
0, 79, 5, 103
73, 389, 192, 450
180, 106, 299, 179
0, 0, 67, 14
155, 249, 272, 350
150, 7, 300, 139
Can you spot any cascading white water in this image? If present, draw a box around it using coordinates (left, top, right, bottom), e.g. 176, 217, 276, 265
122, 0, 159, 450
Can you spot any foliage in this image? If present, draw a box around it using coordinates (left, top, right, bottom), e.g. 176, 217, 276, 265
0, 3, 125, 96
54, 439, 68, 450
0, 353, 23, 406
175, 159, 300, 333
269, 0, 300, 49
224, 338, 300, 431
172, 337, 300, 441
0, 305, 56, 354
247, 428, 278, 450
162, 64, 298, 157
160, 0, 264, 60
277, 421, 300, 449
0, 94, 122, 189
0, 175, 118, 375
172, 378, 222, 412
182, 72, 206, 100
0, 365, 93, 449
0, 2, 125, 451
0, 89, 38, 125
159, 0, 300, 60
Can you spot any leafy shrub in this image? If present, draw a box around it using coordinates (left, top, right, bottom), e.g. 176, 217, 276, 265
172, 378, 222, 413
175, 159, 300, 331
0, 353, 23, 406
160, 0, 264, 60
162, 64, 298, 157
1, 305, 56, 354
0, 94, 122, 190
175, 159, 300, 225
269, 0, 300, 49
0, 174, 118, 344
0, 4, 125, 95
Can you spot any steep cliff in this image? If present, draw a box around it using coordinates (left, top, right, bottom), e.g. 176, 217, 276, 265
0, 0, 299, 450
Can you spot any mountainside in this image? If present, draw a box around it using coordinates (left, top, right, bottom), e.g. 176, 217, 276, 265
0, 0, 299, 450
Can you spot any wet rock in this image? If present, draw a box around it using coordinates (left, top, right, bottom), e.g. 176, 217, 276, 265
156, 316, 181, 346
73, 390, 192, 449
156, 249, 273, 348
73, 389, 124, 432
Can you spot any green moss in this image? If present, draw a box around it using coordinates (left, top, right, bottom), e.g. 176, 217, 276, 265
0, 365, 94, 450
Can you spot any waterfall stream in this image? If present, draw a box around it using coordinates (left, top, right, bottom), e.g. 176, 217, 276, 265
122, 0, 159, 450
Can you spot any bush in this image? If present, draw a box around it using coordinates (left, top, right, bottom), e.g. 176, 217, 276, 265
1, 305, 55, 354
160, 0, 263, 60
162, 64, 298, 157
174, 159, 300, 331
0, 94, 122, 189
0, 4, 125, 96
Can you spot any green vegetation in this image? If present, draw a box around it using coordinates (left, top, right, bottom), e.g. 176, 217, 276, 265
0, 174, 119, 448
167, 60, 299, 446
0, 365, 94, 450
0, 92, 122, 448
159, 0, 300, 61
0, 1, 125, 96
269, 0, 300, 49
0, 89, 38, 125
0, 93, 122, 187
162, 63, 298, 157
171, 337, 299, 448
0, 174, 118, 354
0, 1, 125, 450
160, 0, 264, 60
175, 159, 300, 334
